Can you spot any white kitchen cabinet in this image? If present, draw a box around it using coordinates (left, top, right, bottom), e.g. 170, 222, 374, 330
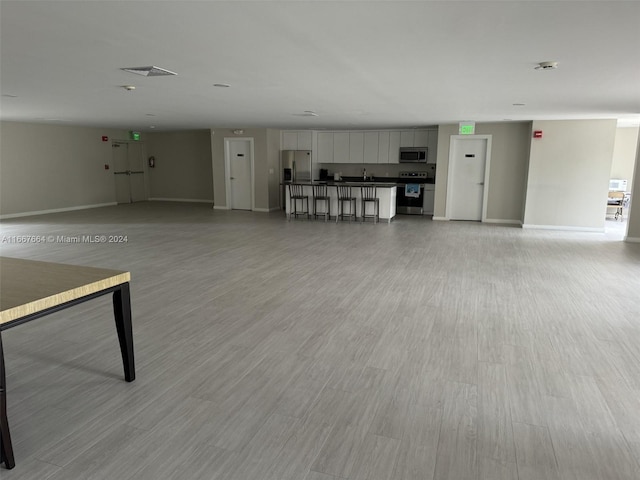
364, 132, 379, 164
282, 130, 313, 151
349, 132, 364, 164
282, 131, 298, 150
427, 129, 438, 164
297, 131, 313, 150
423, 184, 435, 214
317, 132, 334, 164
414, 129, 429, 147
400, 130, 414, 148
389, 131, 401, 164
377, 131, 390, 164
333, 132, 350, 163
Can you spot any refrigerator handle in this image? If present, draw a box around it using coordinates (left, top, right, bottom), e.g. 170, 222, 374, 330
292, 160, 296, 182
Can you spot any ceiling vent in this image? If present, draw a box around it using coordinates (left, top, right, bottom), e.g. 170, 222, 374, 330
121, 66, 177, 77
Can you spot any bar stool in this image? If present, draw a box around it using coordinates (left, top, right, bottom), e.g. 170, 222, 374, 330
336, 185, 356, 223
288, 184, 309, 220
361, 185, 379, 224
313, 184, 331, 221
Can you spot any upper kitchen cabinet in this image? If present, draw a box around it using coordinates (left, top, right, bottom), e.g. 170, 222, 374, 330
427, 129, 438, 164
364, 132, 379, 164
377, 131, 389, 164
349, 132, 364, 164
281, 130, 313, 151
316, 132, 334, 163
400, 130, 414, 148
414, 129, 429, 147
333, 132, 350, 163
388, 131, 401, 164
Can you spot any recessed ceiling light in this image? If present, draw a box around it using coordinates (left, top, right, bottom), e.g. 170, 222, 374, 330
145, 113, 156, 117
512, 103, 526, 106
149, 126, 156, 129
213, 83, 230, 88
2, 94, 18, 98
121, 66, 177, 77
535, 61, 558, 70
122, 85, 136, 91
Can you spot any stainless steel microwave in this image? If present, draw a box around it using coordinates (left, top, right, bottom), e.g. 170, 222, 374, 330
399, 147, 428, 163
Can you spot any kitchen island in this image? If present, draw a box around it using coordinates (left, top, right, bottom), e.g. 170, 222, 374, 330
283, 181, 397, 222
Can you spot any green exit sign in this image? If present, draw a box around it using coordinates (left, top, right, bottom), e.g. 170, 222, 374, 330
129, 131, 141, 141
459, 122, 475, 135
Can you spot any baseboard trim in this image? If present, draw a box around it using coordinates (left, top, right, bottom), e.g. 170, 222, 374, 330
149, 198, 213, 204
522, 224, 604, 233
432, 216, 448, 221
213, 205, 230, 210
485, 218, 523, 226
624, 236, 640, 243
253, 207, 281, 212
0, 202, 117, 220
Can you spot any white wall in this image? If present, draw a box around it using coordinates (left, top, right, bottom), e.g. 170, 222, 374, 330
147, 130, 213, 202
610, 126, 639, 191
211, 128, 280, 211
433, 122, 531, 223
0, 121, 131, 216
523, 119, 617, 230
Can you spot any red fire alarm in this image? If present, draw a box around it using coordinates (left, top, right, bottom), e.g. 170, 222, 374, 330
533, 130, 543, 139
102, 136, 108, 142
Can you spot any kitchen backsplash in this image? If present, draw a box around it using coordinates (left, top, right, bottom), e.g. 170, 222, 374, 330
318, 163, 436, 179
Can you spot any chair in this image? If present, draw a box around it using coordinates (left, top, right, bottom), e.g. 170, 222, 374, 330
606, 191, 625, 221
336, 185, 356, 222
361, 185, 379, 223
313, 184, 331, 221
288, 184, 309, 220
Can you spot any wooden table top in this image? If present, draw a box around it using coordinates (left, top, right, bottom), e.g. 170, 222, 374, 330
0, 257, 130, 325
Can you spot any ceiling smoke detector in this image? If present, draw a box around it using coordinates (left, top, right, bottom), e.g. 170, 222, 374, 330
121, 66, 177, 77
535, 61, 558, 70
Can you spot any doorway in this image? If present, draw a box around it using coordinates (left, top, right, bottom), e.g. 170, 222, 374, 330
446, 135, 492, 221
224, 138, 254, 210
112, 141, 147, 204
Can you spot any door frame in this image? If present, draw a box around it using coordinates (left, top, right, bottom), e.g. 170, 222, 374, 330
445, 135, 492, 222
224, 137, 255, 210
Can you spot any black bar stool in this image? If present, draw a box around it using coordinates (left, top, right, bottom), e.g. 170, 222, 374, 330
336, 185, 356, 222
288, 184, 309, 220
313, 184, 331, 221
361, 185, 379, 223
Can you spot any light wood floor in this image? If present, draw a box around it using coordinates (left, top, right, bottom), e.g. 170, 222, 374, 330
1, 202, 639, 480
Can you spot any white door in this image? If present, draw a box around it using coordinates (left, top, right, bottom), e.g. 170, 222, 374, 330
446, 136, 491, 221
112, 141, 147, 204
228, 139, 252, 210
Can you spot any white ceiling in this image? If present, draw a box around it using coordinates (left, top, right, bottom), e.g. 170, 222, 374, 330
1, 1, 639, 131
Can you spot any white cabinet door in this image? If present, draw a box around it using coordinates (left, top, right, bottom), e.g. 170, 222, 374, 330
282, 131, 298, 150
333, 132, 350, 163
389, 131, 401, 164
377, 131, 390, 164
414, 129, 428, 147
349, 132, 364, 164
317, 132, 334, 164
423, 185, 435, 214
400, 130, 414, 147
297, 131, 313, 151
427, 129, 438, 164
364, 132, 379, 164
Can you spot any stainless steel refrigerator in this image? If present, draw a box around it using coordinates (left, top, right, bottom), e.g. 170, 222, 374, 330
280, 150, 312, 208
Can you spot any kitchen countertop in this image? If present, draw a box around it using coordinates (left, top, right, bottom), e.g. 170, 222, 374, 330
282, 180, 398, 188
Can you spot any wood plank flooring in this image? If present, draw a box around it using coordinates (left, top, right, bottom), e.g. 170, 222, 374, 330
1, 202, 639, 480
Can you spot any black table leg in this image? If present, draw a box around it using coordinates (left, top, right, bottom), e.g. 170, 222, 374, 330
112, 283, 135, 382
0, 331, 16, 469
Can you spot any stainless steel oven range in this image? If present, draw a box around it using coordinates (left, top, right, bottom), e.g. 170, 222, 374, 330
396, 171, 428, 215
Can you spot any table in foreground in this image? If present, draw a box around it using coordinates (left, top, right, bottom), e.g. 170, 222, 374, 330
0, 257, 135, 470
